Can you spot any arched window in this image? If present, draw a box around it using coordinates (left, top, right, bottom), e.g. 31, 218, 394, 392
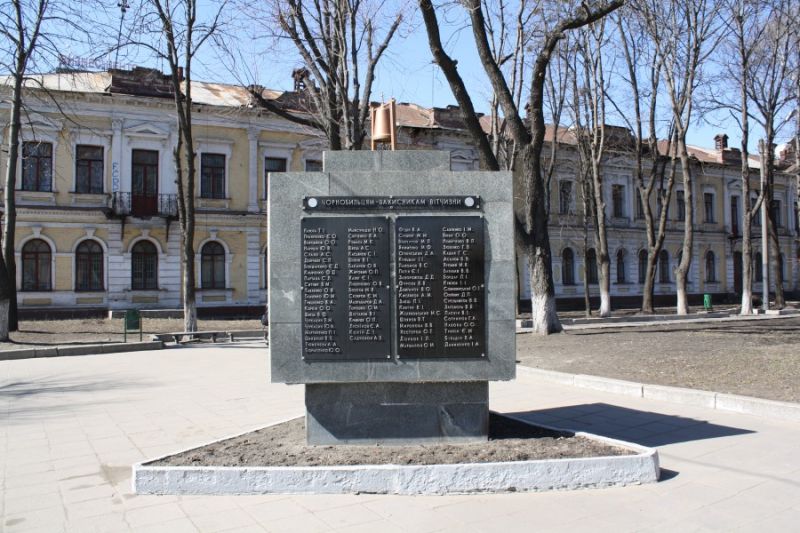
616, 250, 627, 283
562, 248, 575, 286
201, 241, 226, 289
658, 250, 670, 283
705, 251, 716, 282
638, 250, 648, 284
22, 239, 52, 291
755, 253, 763, 282
76, 240, 103, 291
131, 240, 158, 290
586, 249, 598, 285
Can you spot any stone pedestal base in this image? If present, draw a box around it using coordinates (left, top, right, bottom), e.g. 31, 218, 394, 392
305, 382, 489, 445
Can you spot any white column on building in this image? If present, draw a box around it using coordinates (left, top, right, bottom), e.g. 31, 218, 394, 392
246, 227, 262, 305
111, 119, 123, 193
247, 127, 260, 213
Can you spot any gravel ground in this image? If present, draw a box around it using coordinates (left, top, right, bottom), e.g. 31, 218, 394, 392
151, 414, 632, 467
517, 315, 800, 403
0, 317, 262, 350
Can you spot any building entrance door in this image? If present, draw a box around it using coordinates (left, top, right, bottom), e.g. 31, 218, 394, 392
132, 149, 158, 216
734, 251, 743, 294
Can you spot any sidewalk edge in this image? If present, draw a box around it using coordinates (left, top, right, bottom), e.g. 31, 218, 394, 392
517, 365, 800, 423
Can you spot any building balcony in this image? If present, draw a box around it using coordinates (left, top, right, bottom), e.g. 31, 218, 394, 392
109, 192, 178, 219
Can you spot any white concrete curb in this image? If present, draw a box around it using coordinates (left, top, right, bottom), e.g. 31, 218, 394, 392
132, 417, 659, 495
517, 366, 800, 423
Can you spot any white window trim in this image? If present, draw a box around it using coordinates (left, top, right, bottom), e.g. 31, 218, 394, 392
70, 235, 109, 292
196, 140, 233, 199
16, 231, 57, 292
260, 142, 295, 200
71, 132, 112, 194
195, 235, 232, 292
557, 178, 576, 214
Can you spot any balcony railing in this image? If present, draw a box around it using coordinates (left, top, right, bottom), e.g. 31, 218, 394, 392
111, 192, 178, 218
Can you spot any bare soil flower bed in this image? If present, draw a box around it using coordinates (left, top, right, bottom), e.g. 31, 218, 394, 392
517, 315, 800, 403
149, 414, 633, 468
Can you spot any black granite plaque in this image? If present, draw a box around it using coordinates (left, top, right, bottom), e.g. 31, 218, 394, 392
395, 216, 485, 358
301, 217, 391, 360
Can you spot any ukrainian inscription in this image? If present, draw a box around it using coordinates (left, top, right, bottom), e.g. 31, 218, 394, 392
396, 216, 485, 358
301, 217, 391, 360
304, 196, 481, 211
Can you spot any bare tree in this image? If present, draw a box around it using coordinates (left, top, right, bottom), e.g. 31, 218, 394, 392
0, 0, 51, 339
635, 0, 722, 314
747, 1, 798, 309
420, 0, 623, 334
569, 20, 612, 317
123, 0, 226, 332
612, 8, 676, 314
245, 0, 402, 150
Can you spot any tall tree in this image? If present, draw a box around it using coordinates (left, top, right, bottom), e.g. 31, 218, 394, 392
635, 0, 722, 314
746, 0, 798, 309
0, 0, 50, 339
419, 0, 623, 334
716, 0, 767, 314
570, 19, 612, 317
245, 0, 402, 150
126, 0, 226, 332
613, 8, 676, 314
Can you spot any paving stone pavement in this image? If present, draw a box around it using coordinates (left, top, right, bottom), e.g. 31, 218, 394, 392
1, 343, 799, 532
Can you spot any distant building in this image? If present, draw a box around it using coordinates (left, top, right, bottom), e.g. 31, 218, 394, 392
0, 68, 796, 316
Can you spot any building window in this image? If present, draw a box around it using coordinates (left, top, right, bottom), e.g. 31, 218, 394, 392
676, 190, 685, 221
704, 192, 715, 223
705, 251, 716, 282
755, 253, 763, 282
731, 196, 740, 235
586, 249, 598, 285
770, 200, 781, 228
561, 248, 575, 286
21, 239, 52, 291
638, 250, 648, 284
75, 240, 104, 291
131, 241, 158, 290
131, 149, 159, 216
265, 157, 287, 200
75, 145, 104, 193
200, 153, 226, 199
201, 241, 226, 289
22, 141, 53, 192
612, 184, 626, 218
616, 249, 627, 283
658, 250, 670, 283
559, 181, 573, 215
305, 159, 322, 172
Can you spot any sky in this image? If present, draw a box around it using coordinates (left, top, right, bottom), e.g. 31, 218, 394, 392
50, 1, 795, 154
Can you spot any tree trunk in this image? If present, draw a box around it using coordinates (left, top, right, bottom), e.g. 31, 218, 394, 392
2, 72, 24, 333
641, 251, 658, 314
675, 141, 694, 315
767, 216, 785, 308
741, 216, 754, 315
521, 146, 562, 334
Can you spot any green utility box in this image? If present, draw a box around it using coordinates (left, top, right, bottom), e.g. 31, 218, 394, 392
124, 309, 142, 342
703, 293, 713, 311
